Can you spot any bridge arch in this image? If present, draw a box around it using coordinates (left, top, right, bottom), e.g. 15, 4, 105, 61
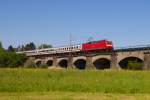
73, 56, 86, 63
117, 51, 144, 63
58, 58, 68, 68
44, 57, 53, 67
92, 55, 111, 63
119, 56, 143, 70
45, 58, 53, 67
46, 60, 53, 67
93, 58, 111, 69
73, 56, 86, 69
74, 59, 86, 69
35, 59, 42, 67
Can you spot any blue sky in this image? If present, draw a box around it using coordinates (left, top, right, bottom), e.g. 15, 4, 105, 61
0, 0, 150, 48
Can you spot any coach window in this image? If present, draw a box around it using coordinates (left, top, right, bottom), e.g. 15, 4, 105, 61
79, 46, 81, 49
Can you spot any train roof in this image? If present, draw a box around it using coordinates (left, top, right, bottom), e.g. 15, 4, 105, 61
54, 44, 81, 48
85, 39, 110, 44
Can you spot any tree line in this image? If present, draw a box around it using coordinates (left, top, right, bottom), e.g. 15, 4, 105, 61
0, 41, 52, 68
7, 42, 52, 52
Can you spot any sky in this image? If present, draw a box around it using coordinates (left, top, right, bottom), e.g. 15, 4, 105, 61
0, 0, 150, 48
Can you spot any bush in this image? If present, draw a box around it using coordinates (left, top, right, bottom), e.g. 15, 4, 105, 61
0, 49, 27, 68
39, 64, 48, 69
127, 61, 143, 70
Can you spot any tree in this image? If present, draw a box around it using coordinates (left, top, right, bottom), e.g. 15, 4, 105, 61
24, 42, 36, 51
29, 42, 36, 50
0, 41, 27, 68
16, 42, 36, 51
16, 45, 21, 52
0, 41, 4, 50
8, 45, 15, 52
0, 48, 27, 68
38, 44, 52, 49
21, 45, 25, 51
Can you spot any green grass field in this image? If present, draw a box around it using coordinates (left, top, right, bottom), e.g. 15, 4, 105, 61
1, 92, 150, 100
0, 68, 150, 99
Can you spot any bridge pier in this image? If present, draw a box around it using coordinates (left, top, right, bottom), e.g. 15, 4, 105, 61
86, 56, 95, 69
143, 52, 150, 70
110, 53, 119, 69
53, 56, 58, 67
68, 56, 74, 69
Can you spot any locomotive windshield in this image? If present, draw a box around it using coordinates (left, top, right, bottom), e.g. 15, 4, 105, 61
87, 40, 103, 44
87, 41, 97, 44
107, 41, 112, 45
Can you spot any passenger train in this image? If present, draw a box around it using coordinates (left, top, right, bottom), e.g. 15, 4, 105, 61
18, 40, 113, 55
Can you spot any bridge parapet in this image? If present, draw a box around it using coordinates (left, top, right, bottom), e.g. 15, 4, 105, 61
115, 45, 150, 52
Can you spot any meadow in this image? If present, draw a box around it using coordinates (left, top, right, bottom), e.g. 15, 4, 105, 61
0, 68, 150, 99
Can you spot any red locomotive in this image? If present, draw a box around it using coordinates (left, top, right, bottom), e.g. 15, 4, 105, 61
82, 40, 113, 50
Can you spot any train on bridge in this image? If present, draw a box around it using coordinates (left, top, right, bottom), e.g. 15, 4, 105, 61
17, 39, 150, 70
19, 40, 113, 55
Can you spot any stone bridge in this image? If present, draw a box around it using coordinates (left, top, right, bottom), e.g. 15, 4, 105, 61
26, 47, 150, 70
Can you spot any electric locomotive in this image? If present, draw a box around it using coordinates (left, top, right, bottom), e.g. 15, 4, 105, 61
82, 40, 113, 51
